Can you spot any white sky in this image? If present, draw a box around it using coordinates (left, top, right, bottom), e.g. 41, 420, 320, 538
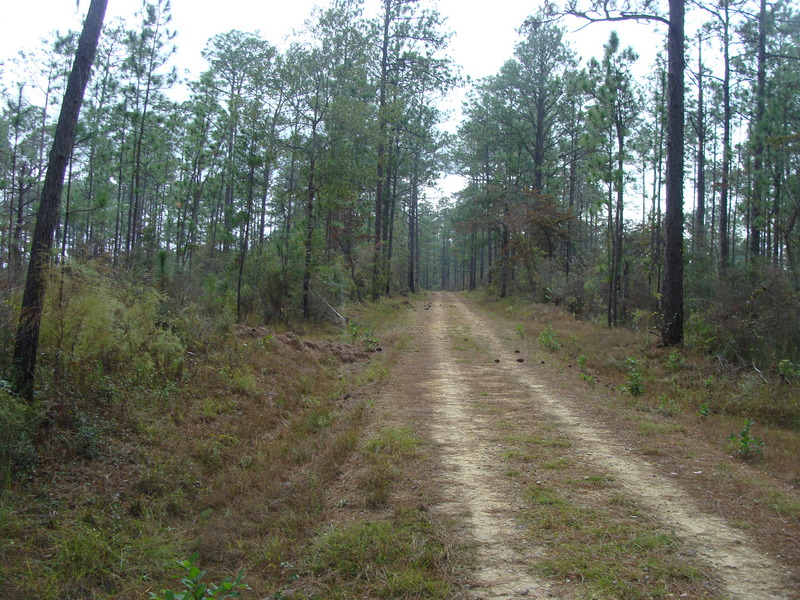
0, 0, 664, 198
1, 0, 661, 96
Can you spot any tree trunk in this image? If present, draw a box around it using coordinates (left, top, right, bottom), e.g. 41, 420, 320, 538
719, 6, 732, 269
408, 160, 419, 293
749, 0, 767, 259
13, 0, 108, 401
302, 155, 316, 319
661, 0, 685, 346
372, 0, 391, 299
695, 33, 706, 250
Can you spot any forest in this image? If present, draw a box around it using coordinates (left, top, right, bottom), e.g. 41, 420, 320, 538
0, 0, 798, 365
1, 0, 800, 597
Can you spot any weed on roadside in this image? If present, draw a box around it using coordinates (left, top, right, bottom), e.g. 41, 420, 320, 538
624, 358, 645, 396
522, 485, 721, 600
358, 426, 425, 508
150, 552, 249, 600
538, 324, 561, 352
727, 419, 765, 460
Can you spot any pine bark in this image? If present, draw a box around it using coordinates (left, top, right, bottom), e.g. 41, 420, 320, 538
661, 0, 685, 346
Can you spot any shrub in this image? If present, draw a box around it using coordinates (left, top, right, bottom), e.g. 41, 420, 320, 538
39, 264, 187, 401
687, 266, 800, 368
0, 388, 39, 479
625, 358, 645, 396
727, 419, 765, 460
538, 324, 561, 352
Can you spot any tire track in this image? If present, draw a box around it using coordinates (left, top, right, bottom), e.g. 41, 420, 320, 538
444, 292, 796, 600
426, 302, 556, 600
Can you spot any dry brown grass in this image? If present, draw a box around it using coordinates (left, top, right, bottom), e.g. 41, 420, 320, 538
1, 293, 413, 599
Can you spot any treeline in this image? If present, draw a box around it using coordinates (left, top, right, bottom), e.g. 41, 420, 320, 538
446, 1, 800, 368
0, 0, 456, 325
2, 0, 800, 369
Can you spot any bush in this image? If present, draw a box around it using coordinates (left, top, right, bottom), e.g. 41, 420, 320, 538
0, 388, 39, 479
687, 266, 800, 369
39, 264, 188, 401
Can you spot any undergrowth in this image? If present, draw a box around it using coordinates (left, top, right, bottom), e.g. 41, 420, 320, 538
475, 292, 800, 484
0, 264, 410, 599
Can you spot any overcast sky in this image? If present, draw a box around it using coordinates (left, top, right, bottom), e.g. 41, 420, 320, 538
1, 0, 663, 197
1, 0, 661, 87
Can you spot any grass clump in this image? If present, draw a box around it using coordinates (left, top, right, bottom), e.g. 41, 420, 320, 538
758, 490, 800, 518
305, 509, 454, 599
365, 426, 423, 456
359, 426, 425, 509
521, 488, 719, 599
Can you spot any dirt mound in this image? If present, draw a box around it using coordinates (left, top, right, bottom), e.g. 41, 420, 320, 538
232, 326, 368, 363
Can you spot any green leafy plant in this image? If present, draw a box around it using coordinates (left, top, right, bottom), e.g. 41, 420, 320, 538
280, 561, 300, 582
150, 552, 249, 600
538, 324, 561, 352
625, 358, 645, 396
0, 389, 39, 480
516, 324, 525, 339
346, 321, 361, 344
346, 321, 378, 351
697, 401, 710, 419
777, 359, 800, 381
656, 395, 679, 416
665, 350, 684, 372
577, 355, 588, 369
727, 419, 765, 460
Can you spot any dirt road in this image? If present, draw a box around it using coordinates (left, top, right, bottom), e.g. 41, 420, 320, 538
375, 292, 798, 600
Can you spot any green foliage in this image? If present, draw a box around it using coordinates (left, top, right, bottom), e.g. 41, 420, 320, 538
577, 354, 596, 383
624, 358, 645, 396
697, 402, 711, 419
40, 265, 187, 401
345, 321, 378, 351
150, 552, 249, 600
727, 419, 765, 460
70, 412, 103, 460
685, 312, 717, 354
665, 350, 684, 372
0, 388, 39, 480
306, 510, 453, 599
777, 359, 800, 381
687, 268, 800, 369
538, 324, 561, 352
656, 395, 679, 416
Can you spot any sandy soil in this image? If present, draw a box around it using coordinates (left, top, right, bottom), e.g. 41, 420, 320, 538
372, 292, 798, 600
